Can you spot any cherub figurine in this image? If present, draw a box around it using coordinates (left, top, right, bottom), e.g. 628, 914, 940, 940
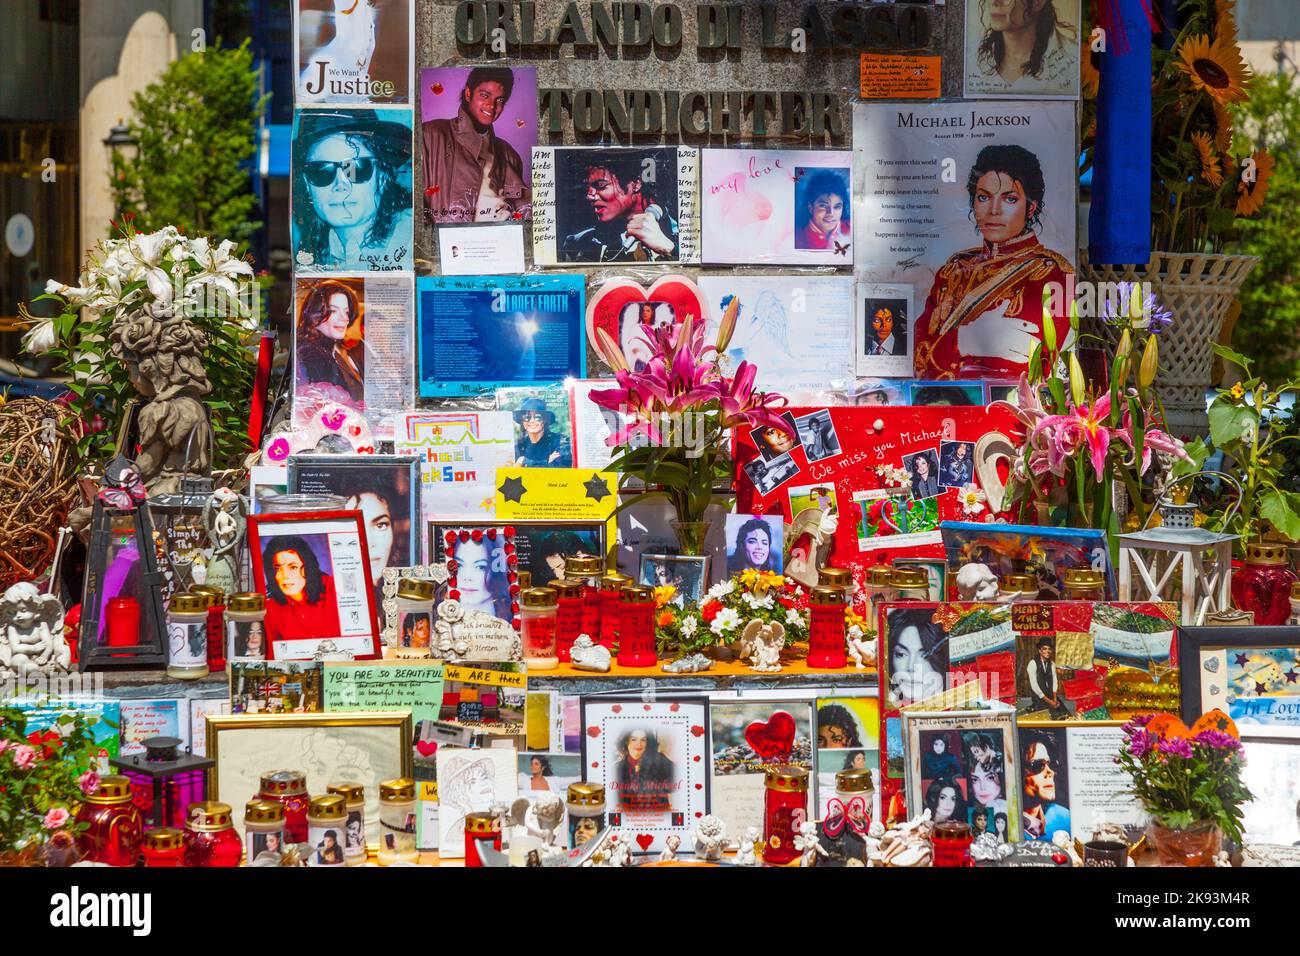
509, 793, 565, 847
693, 814, 726, 861
741, 619, 785, 673
0, 582, 70, 677
735, 827, 762, 866
847, 624, 875, 669
956, 563, 999, 602
658, 835, 681, 863
795, 819, 829, 867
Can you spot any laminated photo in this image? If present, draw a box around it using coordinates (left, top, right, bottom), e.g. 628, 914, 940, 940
495, 386, 575, 469
532, 146, 699, 265
420, 66, 537, 224
853, 101, 1076, 381
855, 282, 914, 378
723, 514, 784, 577
292, 274, 414, 440
416, 275, 585, 398
698, 276, 854, 398
291, 107, 414, 273
963, 0, 1082, 99
295, 0, 413, 105
700, 148, 853, 265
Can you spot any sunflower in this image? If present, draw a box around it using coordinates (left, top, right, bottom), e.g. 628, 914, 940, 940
1236, 149, 1275, 216
1213, 0, 1238, 44
1176, 34, 1250, 104
1081, 46, 1101, 98
1211, 99, 1234, 153
1191, 131, 1224, 186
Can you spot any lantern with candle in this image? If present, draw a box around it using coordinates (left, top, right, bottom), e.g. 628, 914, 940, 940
110, 735, 213, 829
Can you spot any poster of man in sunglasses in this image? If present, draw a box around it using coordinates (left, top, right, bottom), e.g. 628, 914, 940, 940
292, 108, 414, 273
554, 147, 682, 263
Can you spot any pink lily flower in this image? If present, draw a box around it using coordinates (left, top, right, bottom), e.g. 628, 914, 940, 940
1113, 408, 1190, 475
1030, 394, 1113, 480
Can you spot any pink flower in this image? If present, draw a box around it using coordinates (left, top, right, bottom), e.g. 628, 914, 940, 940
79, 771, 101, 795
1029, 394, 1113, 480
11, 744, 36, 769
1112, 406, 1190, 475
43, 807, 70, 830
0, 739, 9, 753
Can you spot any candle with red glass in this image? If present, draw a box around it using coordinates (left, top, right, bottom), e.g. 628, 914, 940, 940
191, 585, 226, 672
564, 555, 605, 643
597, 572, 631, 649
75, 774, 145, 866
931, 820, 974, 867
552, 579, 585, 663
1232, 541, 1298, 626
464, 810, 502, 867
807, 585, 848, 669
140, 827, 185, 867
183, 801, 242, 867
616, 585, 657, 668
258, 769, 310, 844
110, 735, 213, 829
762, 765, 809, 866
445, 527, 521, 631
106, 597, 140, 657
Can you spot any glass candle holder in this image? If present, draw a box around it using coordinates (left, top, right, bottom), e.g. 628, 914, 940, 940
75, 774, 145, 867
190, 585, 226, 673
464, 811, 502, 867
833, 767, 874, 834
888, 567, 930, 602
1232, 542, 1298, 626
395, 578, 436, 648
597, 573, 631, 649
183, 801, 242, 867
520, 586, 559, 670
866, 565, 895, 611
1000, 573, 1038, 603
807, 585, 848, 669
566, 783, 606, 848
377, 778, 418, 865
141, 827, 185, 868
564, 555, 605, 642
306, 794, 348, 867
1062, 568, 1105, 602
617, 585, 657, 668
165, 592, 210, 680
326, 782, 367, 866
259, 770, 310, 844
552, 579, 585, 663
818, 567, 853, 592
244, 799, 286, 864
225, 591, 267, 660
763, 765, 809, 866
931, 820, 974, 867
106, 596, 141, 658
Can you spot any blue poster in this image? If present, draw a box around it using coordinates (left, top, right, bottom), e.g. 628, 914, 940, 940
417, 275, 585, 397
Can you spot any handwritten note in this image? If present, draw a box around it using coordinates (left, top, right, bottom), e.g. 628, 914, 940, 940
859, 54, 941, 100
443, 662, 527, 689
323, 661, 444, 723
530, 148, 559, 263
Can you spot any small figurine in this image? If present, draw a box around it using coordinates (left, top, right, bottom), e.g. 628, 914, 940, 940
658, 834, 681, 863
847, 624, 876, 669
508, 793, 565, 847
955, 562, 999, 602
693, 814, 726, 862
740, 618, 785, 673
662, 654, 713, 673
1051, 829, 1083, 867
312, 639, 354, 662
795, 820, 829, 867
201, 487, 248, 596
570, 634, 611, 672
0, 582, 71, 677
605, 832, 633, 867
735, 827, 761, 866
433, 599, 472, 660
785, 506, 838, 589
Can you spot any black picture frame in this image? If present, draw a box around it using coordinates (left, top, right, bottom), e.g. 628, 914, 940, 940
1176, 626, 1300, 728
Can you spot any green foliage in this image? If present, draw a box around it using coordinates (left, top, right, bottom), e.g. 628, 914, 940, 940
0, 707, 103, 854
110, 40, 267, 241
1231, 72, 1300, 383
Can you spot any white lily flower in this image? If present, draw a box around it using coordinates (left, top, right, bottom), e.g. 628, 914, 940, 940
21, 318, 57, 354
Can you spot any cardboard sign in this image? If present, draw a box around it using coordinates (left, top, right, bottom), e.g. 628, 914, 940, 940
859, 54, 941, 99
323, 660, 445, 724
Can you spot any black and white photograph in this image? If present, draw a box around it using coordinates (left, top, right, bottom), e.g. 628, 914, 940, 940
939, 440, 976, 488
296, 0, 413, 105
742, 452, 799, 497
639, 554, 710, 607
901, 448, 942, 500
748, 412, 799, 463
794, 410, 841, 463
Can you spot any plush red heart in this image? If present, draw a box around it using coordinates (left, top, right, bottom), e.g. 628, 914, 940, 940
415, 740, 437, 757
586, 726, 600, 737
693, 755, 701, 762
744, 710, 796, 761
635, 834, 654, 851
669, 703, 680, 712
585, 275, 709, 367
690, 725, 704, 737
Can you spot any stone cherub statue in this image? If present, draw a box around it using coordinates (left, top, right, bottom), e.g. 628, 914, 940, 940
956, 562, 999, 601
693, 814, 726, 861
740, 618, 785, 673
0, 582, 71, 677
109, 301, 213, 496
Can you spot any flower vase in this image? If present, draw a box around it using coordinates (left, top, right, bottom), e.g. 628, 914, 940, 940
1146, 820, 1221, 867
670, 520, 712, 557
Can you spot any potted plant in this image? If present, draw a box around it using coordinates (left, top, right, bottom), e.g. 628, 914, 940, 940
1116, 712, 1251, 866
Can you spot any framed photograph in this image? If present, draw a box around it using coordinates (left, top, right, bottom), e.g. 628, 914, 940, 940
616, 497, 728, 579
1016, 720, 1144, 844
292, 275, 415, 441
428, 519, 606, 589
286, 454, 420, 608
207, 711, 412, 845
815, 695, 881, 822
902, 708, 1021, 841
639, 553, 710, 607
380, 563, 450, 647
963, 0, 1082, 99
1178, 626, 1300, 736
229, 659, 324, 714
420, 66, 536, 223
700, 148, 853, 265
290, 107, 414, 274
436, 745, 518, 859
295, 0, 413, 105
855, 282, 913, 378
532, 146, 698, 265
723, 513, 783, 577
582, 695, 710, 854
247, 510, 382, 661
1240, 736, 1300, 845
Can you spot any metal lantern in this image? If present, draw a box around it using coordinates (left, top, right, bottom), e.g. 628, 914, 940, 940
1118, 473, 1239, 626
111, 735, 214, 829
78, 461, 168, 669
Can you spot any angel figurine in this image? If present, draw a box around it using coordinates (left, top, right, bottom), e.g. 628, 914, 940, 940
847, 623, 875, 669
201, 487, 248, 596
735, 827, 762, 866
785, 506, 839, 589
0, 582, 71, 677
795, 820, 829, 867
740, 619, 785, 673
508, 793, 565, 847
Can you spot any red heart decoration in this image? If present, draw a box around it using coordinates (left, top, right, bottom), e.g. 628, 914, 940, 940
611, 705, 622, 713
635, 834, 654, 851
586, 726, 600, 737
695, 811, 703, 818
591, 761, 598, 768
669, 703, 680, 712
695, 783, 703, 790
690, 725, 704, 737
431, 83, 444, 95
644, 704, 652, 711
693, 755, 701, 762
585, 275, 709, 366
415, 740, 438, 757
744, 710, 796, 761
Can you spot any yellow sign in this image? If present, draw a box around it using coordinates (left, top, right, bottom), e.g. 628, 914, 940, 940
442, 663, 527, 689
418, 781, 438, 801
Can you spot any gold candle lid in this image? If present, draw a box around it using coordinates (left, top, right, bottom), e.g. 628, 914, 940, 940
326, 782, 365, 805
1062, 568, 1105, 589
380, 778, 415, 801
227, 591, 264, 613
551, 579, 585, 599
190, 585, 225, 606
395, 578, 437, 602
187, 801, 234, 831
810, 585, 846, 605
890, 568, 928, 589
244, 800, 285, 824
868, 565, 893, 587
464, 810, 501, 835
169, 592, 208, 614
1246, 541, 1290, 566
83, 774, 133, 804
764, 765, 809, 793
1000, 573, 1037, 592
143, 827, 184, 851
1291, 581, 1300, 601
600, 572, 632, 591
565, 555, 604, 577
517, 570, 532, 590
818, 567, 853, 588
835, 768, 875, 793
308, 794, 347, 820
521, 586, 558, 608
260, 769, 307, 796
622, 585, 654, 602
567, 782, 606, 806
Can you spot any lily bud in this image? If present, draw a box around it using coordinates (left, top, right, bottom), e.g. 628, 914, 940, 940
595, 327, 629, 373
1117, 328, 1132, 361
715, 296, 740, 353
1068, 352, 1085, 407
1041, 307, 1057, 353
1139, 335, 1159, 389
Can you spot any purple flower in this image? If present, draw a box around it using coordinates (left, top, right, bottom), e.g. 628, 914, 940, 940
1193, 729, 1242, 752
1101, 281, 1174, 334
1126, 730, 1154, 758
1156, 736, 1194, 759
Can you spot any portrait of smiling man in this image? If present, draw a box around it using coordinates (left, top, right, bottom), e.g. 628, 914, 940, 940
558, 148, 680, 263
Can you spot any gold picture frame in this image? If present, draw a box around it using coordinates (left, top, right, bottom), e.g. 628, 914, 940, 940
207, 711, 413, 847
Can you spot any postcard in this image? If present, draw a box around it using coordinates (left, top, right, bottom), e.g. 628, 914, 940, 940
120, 699, 188, 756
438, 223, 526, 274
855, 281, 914, 378
295, 0, 413, 105
963, 0, 1082, 99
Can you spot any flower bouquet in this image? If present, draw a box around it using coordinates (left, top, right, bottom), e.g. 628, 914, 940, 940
590, 304, 793, 554
655, 570, 809, 658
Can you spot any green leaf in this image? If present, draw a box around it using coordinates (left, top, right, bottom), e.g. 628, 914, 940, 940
1210, 343, 1251, 372
1259, 488, 1300, 540
1208, 401, 1258, 447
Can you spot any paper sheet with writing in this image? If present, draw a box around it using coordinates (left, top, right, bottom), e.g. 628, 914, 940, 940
323, 660, 445, 724
361, 274, 416, 440
1066, 726, 1145, 840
